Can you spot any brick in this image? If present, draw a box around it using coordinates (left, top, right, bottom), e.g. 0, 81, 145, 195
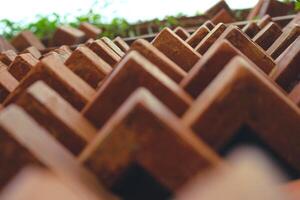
205, 0, 234, 19
215, 25, 275, 74
0, 36, 16, 52
22, 46, 41, 59
267, 25, 300, 59
88, 40, 121, 67
271, 37, 300, 92
52, 26, 85, 46
289, 83, 300, 106
152, 28, 201, 71
11, 31, 45, 51
242, 22, 261, 38
257, 15, 272, 29
186, 25, 210, 48
79, 22, 102, 40
130, 39, 186, 83
0, 105, 115, 200
202, 20, 215, 31
4, 53, 95, 110
65, 46, 112, 88
100, 37, 125, 57
211, 9, 236, 24
0, 66, 18, 102
284, 12, 300, 31
113, 36, 129, 52
82, 51, 192, 129
79, 88, 221, 199
8, 53, 38, 81
0, 50, 17, 66
253, 22, 282, 50
13, 81, 96, 155
181, 40, 260, 98
195, 23, 227, 55
182, 56, 300, 175
174, 26, 190, 40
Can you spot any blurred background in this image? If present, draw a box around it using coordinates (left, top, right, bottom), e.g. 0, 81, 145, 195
0, 0, 297, 43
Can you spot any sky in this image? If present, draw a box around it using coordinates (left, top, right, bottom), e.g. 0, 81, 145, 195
0, 0, 259, 23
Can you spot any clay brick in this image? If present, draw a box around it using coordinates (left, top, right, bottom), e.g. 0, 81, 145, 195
52, 26, 86, 46
257, 15, 272, 29
79, 88, 221, 199
253, 22, 282, 50
53, 45, 72, 62
82, 51, 193, 129
130, 39, 186, 83
214, 25, 275, 74
4, 53, 95, 110
270, 37, 300, 92
186, 25, 210, 48
181, 40, 260, 98
174, 26, 190, 40
11, 31, 45, 51
211, 9, 236, 24
79, 22, 102, 40
0, 105, 115, 200
0, 36, 16, 52
100, 37, 125, 57
152, 28, 201, 71
65, 46, 112, 88
205, 0, 234, 19
22, 46, 41, 59
88, 40, 121, 67
289, 83, 300, 106
202, 20, 215, 31
242, 22, 261, 38
0, 66, 19, 102
182, 56, 300, 174
113, 36, 129, 52
195, 23, 227, 55
0, 50, 17, 66
267, 25, 300, 59
249, 0, 293, 20
284, 12, 300, 31
13, 81, 96, 155
8, 53, 38, 81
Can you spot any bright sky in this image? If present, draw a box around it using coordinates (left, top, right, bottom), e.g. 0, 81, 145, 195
0, 0, 259, 23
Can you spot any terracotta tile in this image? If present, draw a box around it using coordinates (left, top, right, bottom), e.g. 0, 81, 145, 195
82, 51, 192, 129
79, 22, 102, 40
100, 37, 125, 57
174, 26, 190, 40
88, 39, 121, 67
183, 56, 300, 175
8, 53, 38, 81
253, 22, 282, 50
22, 46, 42, 59
186, 25, 210, 48
211, 9, 236, 24
267, 25, 300, 59
13, 81, 97, 155
79, 88, 221, 199
195, 23, 227, 55
242, 22, 261, 38
4, 53, 95, 110
113, 36, 130, 52
0, 50, 17, 66
65, 46, 112, 88
130, 39, 186, 83
11, 31, 45, 51
0, 66, 19, 102
0, 105, 115, 200
52, 26, 85, 46
152, 28, 201, 72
